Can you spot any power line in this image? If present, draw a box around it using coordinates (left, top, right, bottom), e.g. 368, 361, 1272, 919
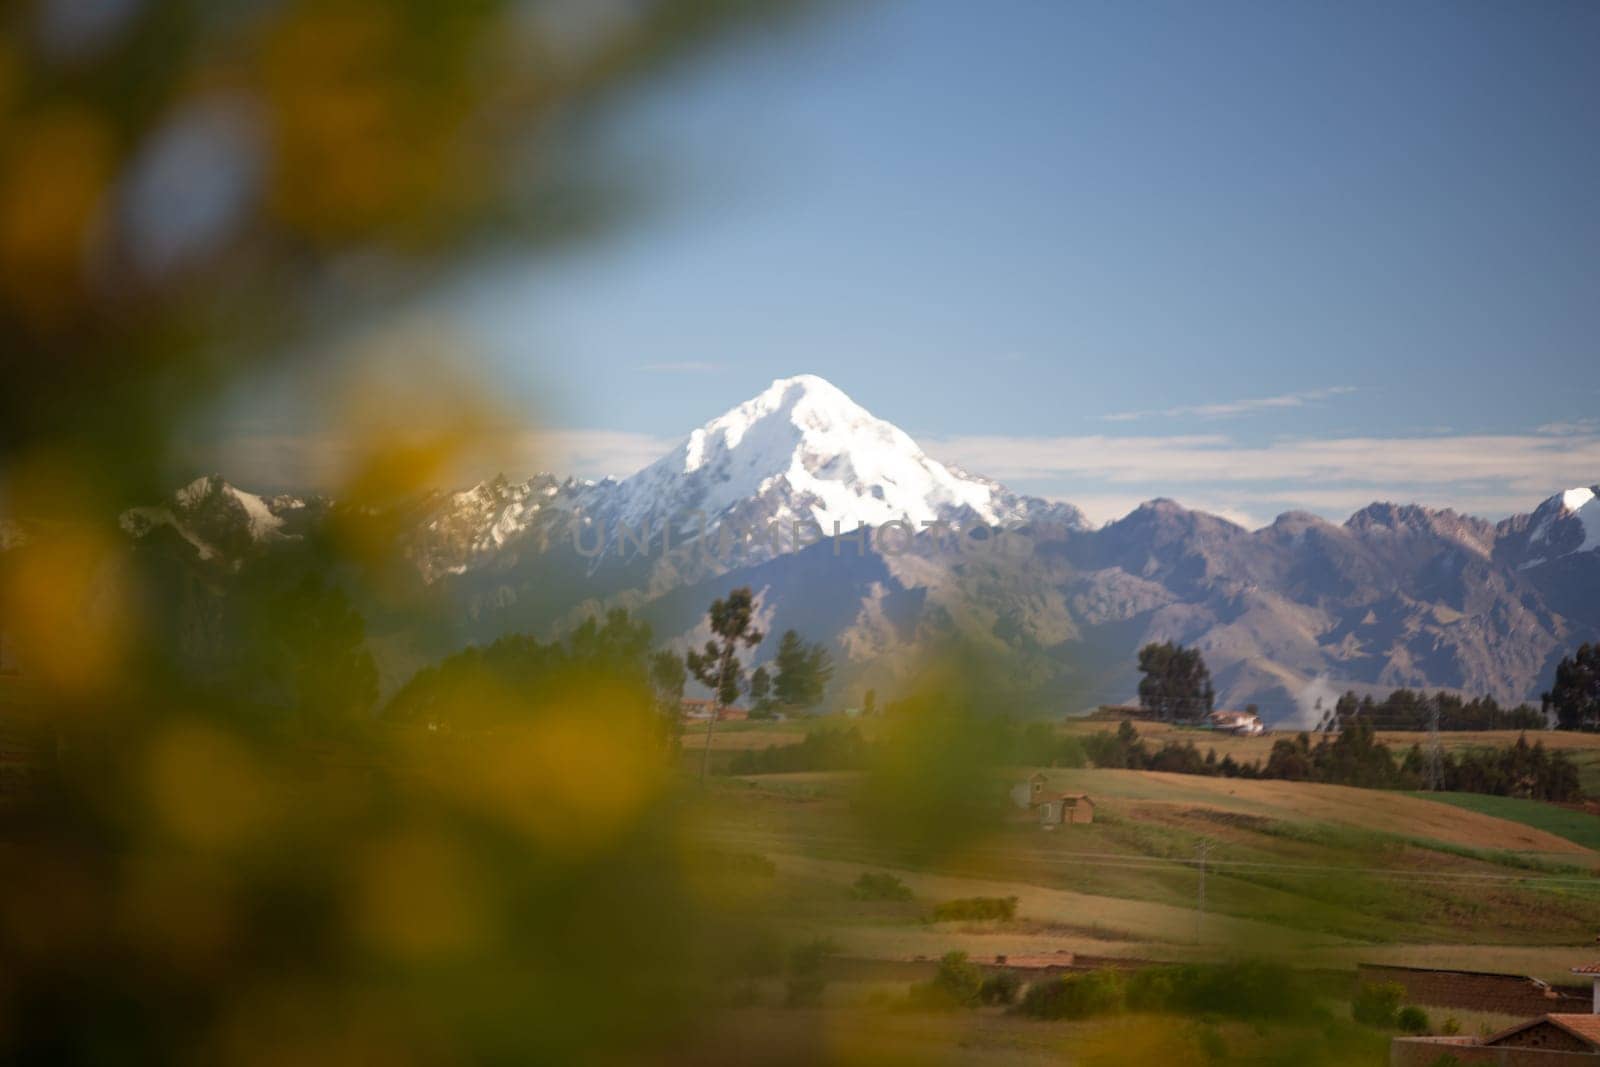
1426, 701, 1444, 791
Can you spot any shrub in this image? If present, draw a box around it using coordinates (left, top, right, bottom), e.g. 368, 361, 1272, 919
1197, 1025, 1228, 1063
979, 971, 1022, 1006
851, 872, 913, 902
1123, 961, 1311, 1020
930, 896, 1017, 923
1397, 1006, 1431, 1034
1440, 1016, 1461, 1036
1124, 966, 1179, 1013
1351, 981, 1404, 1027
785, 938, 835, 1008
1017, 970, 1124, 1019
908, 951, 984, 1011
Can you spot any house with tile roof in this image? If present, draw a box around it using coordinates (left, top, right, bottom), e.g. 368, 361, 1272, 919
1392, 1015, 1600, 1064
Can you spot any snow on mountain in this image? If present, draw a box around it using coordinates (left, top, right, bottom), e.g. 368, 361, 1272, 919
1499, 483, 1600, 569
610, 374, 1045, 535
121, 474, 301, 562
392, 375, 1085, 580
1563, 487, 1600, 553
403, 473, 597, 580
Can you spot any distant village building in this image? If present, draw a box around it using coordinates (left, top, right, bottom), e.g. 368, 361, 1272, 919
1393, 1015, 1600, 1064
1390, 954, 1600, 1063
1010, 772, 1094, 829
679, 698, 748, 722
1206, 709, 1264, 736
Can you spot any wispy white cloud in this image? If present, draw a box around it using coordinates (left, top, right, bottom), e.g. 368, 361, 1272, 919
931, 428, 1600, 527
1537, 417, 1599, 436
1099, 385, 1357, 423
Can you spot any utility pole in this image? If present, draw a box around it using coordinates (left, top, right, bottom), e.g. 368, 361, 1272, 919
1426, 700, 1443, 791
1194, 839, 1214, 945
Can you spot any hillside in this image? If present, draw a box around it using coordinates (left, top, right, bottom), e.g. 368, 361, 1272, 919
699, 719, 1600, 983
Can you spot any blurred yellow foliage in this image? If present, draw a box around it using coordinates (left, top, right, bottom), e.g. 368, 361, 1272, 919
355, 827, 493, 960
143, 723, 282, 848
0, 107, 111, 325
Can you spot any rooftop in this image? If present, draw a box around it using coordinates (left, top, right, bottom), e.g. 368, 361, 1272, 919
1482, 1015, 1600, 1050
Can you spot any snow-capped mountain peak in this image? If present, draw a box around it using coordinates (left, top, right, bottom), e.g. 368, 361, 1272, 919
120, 474, 303, 564
613, 374, 1013, 532
1499, 483, 1600, 569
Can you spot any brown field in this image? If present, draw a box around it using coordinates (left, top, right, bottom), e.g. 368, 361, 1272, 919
1038, 768, 1593, 856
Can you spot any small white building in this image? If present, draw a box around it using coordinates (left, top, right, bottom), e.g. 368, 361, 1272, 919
1207, 710, 1264, 736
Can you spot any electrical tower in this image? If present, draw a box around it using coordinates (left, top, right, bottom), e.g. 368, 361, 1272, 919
1426, 700, 1443, 791
1194, 839, 1214, 944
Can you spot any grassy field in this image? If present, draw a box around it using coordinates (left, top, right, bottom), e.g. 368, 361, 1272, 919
1411, 791, 1600, 851
687, 715, 1600, 993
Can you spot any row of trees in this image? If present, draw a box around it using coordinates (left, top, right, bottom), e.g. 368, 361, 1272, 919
384, 609, 684, 731
1139, 640, 1600, 734
1086, 721, 1583, 801
1314, 689, 1545, 732
387, 586, 835, 731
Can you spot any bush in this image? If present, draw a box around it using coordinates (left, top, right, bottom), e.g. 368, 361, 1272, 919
784, 938, 836, 1008
930, 896, 1017, 923
851, 872, 913, 902
1352, 981, 1404, 1027
1124, 961, 1312, 1021
908, 951, 984, 1011
1017, 970, 1124, 1019
979, 971, 1022, 1006
1397, 1005, 1431, 1034
1440, 1016, 1461, 1036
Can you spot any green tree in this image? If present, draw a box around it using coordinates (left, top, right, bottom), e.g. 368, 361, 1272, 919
748, 665, 775, 717
649, 649, 687, 750
686, 587, 764, 781
910, 951, 984, 1010
773, 629, 833, 710
251, 573, 377, 731
649, 649, 686, 711
1544, 643, 1600, 731
1136, 641, 1215, 722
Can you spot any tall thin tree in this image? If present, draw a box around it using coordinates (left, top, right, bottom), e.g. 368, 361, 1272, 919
686, 587, 763, 782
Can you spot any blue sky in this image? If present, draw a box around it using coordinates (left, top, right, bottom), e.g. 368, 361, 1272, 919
228, 1, 1600, 527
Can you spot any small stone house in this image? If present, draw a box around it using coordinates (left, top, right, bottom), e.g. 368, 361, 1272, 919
1039, 793, 1094, 827
1010, 773, 1094, 828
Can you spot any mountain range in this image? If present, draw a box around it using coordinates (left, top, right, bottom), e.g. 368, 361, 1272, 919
63, 375, 1600, 724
